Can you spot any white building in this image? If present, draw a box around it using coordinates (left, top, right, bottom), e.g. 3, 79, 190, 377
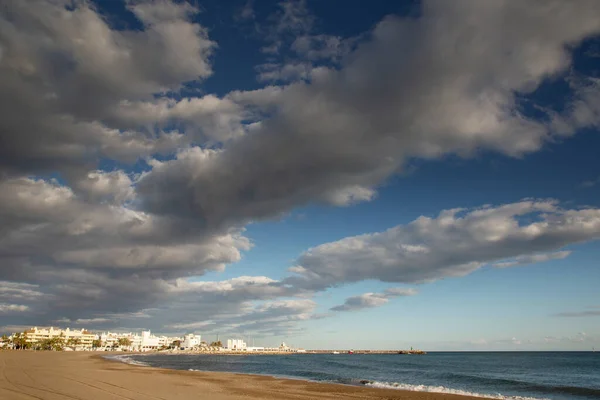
22, 327, 97, 349
100, 331, 141, 350
182, 333, 201, 349
279, 342, 292, 352
226, 339, 247, 350
99, 330, 180, 351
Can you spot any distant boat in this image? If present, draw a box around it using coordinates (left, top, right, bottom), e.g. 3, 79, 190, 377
348, 350, 354, 354
332, 351, 340, 354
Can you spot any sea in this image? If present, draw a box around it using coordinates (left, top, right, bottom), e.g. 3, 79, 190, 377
107, 352, 600, 400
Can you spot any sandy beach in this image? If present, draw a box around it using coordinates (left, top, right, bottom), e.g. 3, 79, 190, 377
0, 351, 485, 400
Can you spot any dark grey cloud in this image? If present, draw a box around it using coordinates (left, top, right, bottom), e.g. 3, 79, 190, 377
0, 0, 214, 176
0, 176, 253, 325
331, 288, 416, 312
137, 1, 600, 236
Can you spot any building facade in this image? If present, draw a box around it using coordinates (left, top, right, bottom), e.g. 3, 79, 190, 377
226, 339, 247, 350
99, 330, 180, 351
182, 333, 201, 349
22, 327, 97, 349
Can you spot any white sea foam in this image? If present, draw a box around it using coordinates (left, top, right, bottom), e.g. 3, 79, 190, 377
106, 354, 150, 367
364, 381, 549, 400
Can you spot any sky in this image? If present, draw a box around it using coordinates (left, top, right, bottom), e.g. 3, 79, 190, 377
0, 0, 599, 351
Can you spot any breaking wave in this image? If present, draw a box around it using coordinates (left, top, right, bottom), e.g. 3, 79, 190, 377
105, 354, 150, 367
361, 381, 549, 400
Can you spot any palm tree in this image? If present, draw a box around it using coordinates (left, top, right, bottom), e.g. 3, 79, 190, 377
117, 337, 132, 351
12, 333, 28, 350
66, 337, 81, 350
92, 339, 102, 349
50, 336, 65, 351
0, 334, 8, 349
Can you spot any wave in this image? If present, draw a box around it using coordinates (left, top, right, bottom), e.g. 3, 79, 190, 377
361, 381, 549, 400
435, 373, 600, 399
105, 354, 150, 367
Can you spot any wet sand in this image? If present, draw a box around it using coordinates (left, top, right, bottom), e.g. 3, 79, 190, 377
0, 351, 482, 399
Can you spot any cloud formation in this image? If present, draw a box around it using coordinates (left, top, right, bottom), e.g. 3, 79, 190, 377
493, 251, 571, 268
0, 0, 214, 176
1, 0, 600, 338
137, 1, 600, 237
288, 201, 600, 290
331, 288, 417, 312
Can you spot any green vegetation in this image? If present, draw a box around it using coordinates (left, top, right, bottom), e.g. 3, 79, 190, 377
66, 337, 81, 350
38, 337, 65, 351
11, 333, 29, 350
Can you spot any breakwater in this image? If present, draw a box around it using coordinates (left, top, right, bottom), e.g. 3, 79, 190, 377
306, 349, 427, 355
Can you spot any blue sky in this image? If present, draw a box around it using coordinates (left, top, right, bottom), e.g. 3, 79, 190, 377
0, 0, 599, 351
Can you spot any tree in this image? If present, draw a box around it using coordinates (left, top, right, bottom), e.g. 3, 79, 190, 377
117, 337, 132, 350
39, 339, 52, 351
209, 341, 222, 347
66, 337, 81, 350
92, 339, 102, 349
1, 335, 9, 349
12, 333, 28, 350
40, 337, 64, 351
172, 340, 181, 348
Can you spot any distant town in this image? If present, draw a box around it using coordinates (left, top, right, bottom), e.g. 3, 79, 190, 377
0, 326, 301, 353
0, 326, 426, 354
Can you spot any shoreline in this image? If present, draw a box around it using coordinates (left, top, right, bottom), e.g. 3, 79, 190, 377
105, 352, 547, 400
1, 350, 493, 400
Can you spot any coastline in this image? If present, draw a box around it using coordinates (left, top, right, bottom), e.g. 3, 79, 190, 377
0, 350, 487, 400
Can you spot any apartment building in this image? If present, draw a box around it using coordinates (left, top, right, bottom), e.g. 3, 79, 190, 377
23, 327, 97, 349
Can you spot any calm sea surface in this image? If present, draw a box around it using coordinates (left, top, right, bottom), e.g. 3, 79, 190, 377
109, 352, 599, 400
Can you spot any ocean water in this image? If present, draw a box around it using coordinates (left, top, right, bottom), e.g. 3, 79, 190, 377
109, 352, 600, 400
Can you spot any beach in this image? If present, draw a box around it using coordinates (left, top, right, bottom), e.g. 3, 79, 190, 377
0, 351, 483, 400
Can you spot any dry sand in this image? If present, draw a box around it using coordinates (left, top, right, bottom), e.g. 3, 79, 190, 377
0, 351, 482, 400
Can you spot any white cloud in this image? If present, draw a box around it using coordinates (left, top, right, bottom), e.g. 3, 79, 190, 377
73, 170, 135, 205
0, 281, 45, 301
331, 287, 417, 312
493, 251, 571, 268
287, 201, 600, 289
0, 304, 29, 313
